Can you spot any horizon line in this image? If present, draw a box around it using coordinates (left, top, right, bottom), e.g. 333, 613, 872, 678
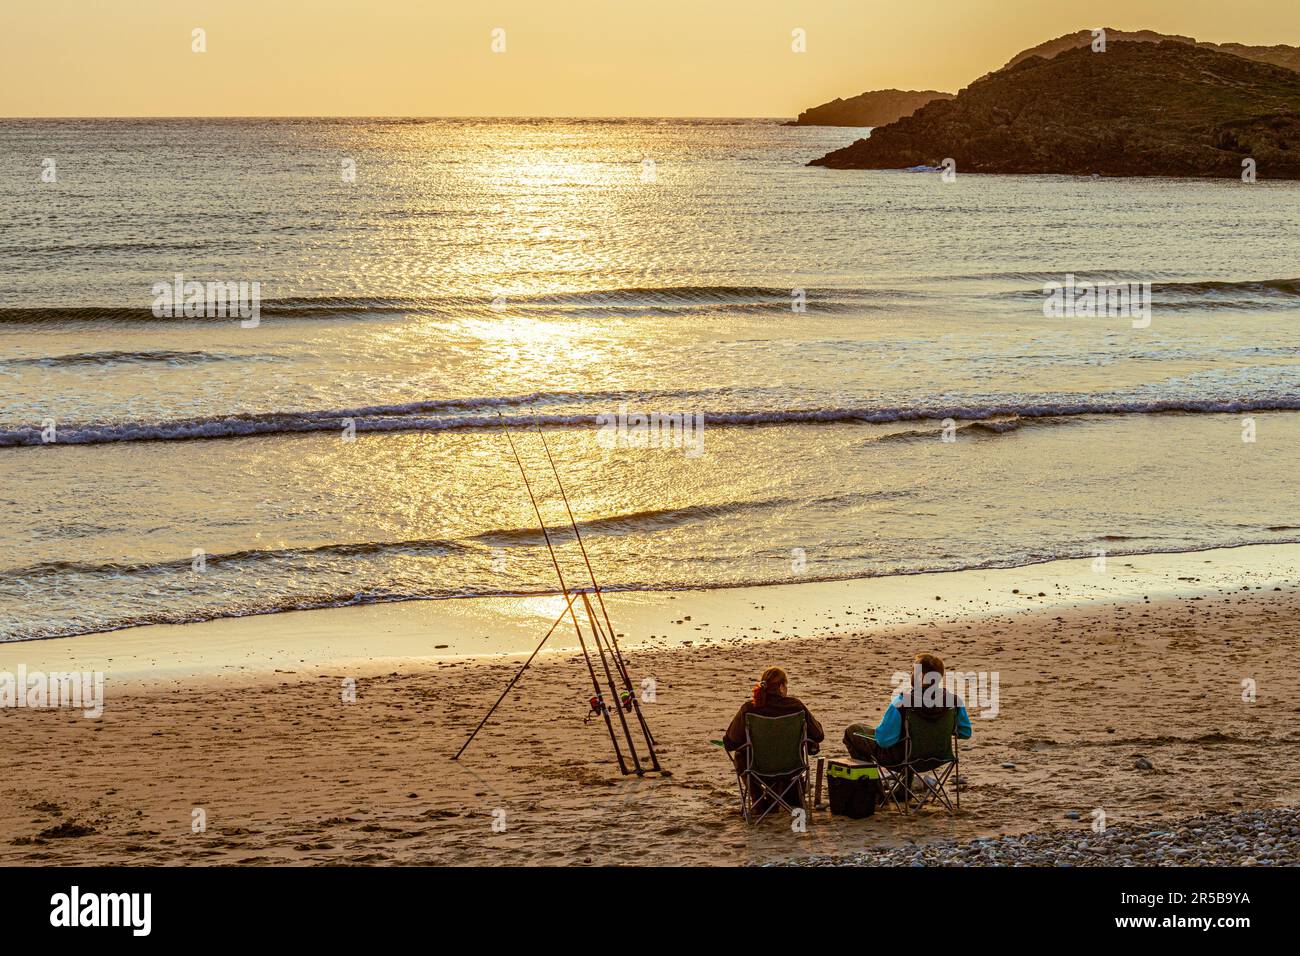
0, 114, 800, 122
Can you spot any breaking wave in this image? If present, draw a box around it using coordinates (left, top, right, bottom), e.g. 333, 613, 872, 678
4, 394, 1298, 447
0, 286, 911, 324
0, 498, 796, 585
0, 349, 280, 369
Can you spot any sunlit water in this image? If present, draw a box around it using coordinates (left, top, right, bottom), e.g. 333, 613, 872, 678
1, 118, 1298, 641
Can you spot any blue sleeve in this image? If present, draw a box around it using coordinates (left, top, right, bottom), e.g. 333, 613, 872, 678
874, 694, 904, 747
956, 702, 973, 739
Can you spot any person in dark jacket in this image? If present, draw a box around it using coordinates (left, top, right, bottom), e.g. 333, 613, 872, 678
724, 666, 825, 756
723, 667, 824, 816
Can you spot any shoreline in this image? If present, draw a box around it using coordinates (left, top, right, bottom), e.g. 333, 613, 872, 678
3, 541, 1299, 690
11, 531, 1300, 643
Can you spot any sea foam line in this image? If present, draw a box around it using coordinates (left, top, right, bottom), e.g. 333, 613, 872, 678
3, 395, 1299, 447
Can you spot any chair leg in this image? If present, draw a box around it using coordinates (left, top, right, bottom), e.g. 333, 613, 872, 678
896, 768, 914, 814
913, 770, 933, 811
936, 765, 955, 812
752, 780, 786, 824
747, 771, 810, 824
912, 764, 957, 813
878, 767, 908, 814
932, 778, 954, 813
785, 780, 806, 822
737, 772, 754, 824
751, 781, 775, 824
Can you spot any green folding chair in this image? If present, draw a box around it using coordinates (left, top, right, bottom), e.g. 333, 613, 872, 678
866, 707, 960, 814
725, 712, 811, 824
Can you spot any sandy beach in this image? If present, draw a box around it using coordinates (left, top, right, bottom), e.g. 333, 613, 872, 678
2, 543, 1298, 866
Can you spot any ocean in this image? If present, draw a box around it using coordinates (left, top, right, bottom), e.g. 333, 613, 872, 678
2, 117, 1298, 642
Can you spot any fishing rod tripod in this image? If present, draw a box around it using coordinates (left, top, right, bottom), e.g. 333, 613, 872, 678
451, 416, 664, 777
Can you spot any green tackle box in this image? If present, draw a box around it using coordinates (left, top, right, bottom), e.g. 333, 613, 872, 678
826, 758, 880, 818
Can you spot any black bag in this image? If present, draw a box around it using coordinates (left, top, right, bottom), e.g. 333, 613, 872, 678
827, 759, 879, 819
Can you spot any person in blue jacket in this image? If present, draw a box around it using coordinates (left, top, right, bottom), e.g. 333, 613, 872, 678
843, 653, 972, 765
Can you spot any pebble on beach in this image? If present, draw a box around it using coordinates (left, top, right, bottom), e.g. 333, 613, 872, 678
781, 808, 1300, 868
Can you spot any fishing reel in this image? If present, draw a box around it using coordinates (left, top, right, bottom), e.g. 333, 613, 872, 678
585, 691, 635, 722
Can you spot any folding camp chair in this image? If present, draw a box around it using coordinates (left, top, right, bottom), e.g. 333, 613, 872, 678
861, 707, 959, 814
727, 712, 811, 824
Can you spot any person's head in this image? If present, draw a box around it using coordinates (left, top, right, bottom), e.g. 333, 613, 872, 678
752, 666, 788, 707
910, 652, 949, 707
914, 653, 945, 680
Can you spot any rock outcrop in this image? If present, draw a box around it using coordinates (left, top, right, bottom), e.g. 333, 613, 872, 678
809, 41, 1300, 178
997, 27, 1300, 75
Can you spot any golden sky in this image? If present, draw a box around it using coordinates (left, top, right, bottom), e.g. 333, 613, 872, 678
3, 0, 1298, 117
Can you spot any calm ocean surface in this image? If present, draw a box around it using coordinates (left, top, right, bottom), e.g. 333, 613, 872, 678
1, 118, 1298, 641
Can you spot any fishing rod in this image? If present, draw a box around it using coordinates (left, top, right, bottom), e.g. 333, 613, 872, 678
497, 412, 629, 775
532, 418, 638, 682
578, 589, 645, 774
532, 418, 662, 770
452, 591, 578, 761
579, 590, 656, 759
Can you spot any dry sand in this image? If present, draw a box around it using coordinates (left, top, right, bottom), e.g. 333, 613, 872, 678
2, 544, 1298, 866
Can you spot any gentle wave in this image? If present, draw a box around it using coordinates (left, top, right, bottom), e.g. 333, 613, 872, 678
4, 395, 1299, 447
1154, 277, 1300, 297
5, 276, 1293, 325
473, 499, 789, 546
0, 239, 219, 256
994, 276, 1300, 309
0, 349, 280, 369
948, 269, 1177, 283
0, 287, 902, 324
950, 271, 1300, 295
866, 416, 1036, 443
0, 499, 789, 583
3, 538, 472, 581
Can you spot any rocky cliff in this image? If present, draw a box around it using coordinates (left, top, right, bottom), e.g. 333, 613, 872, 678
998, 27, 1300, 75
809, 41, 1300, 178
792, 88, 954, 127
